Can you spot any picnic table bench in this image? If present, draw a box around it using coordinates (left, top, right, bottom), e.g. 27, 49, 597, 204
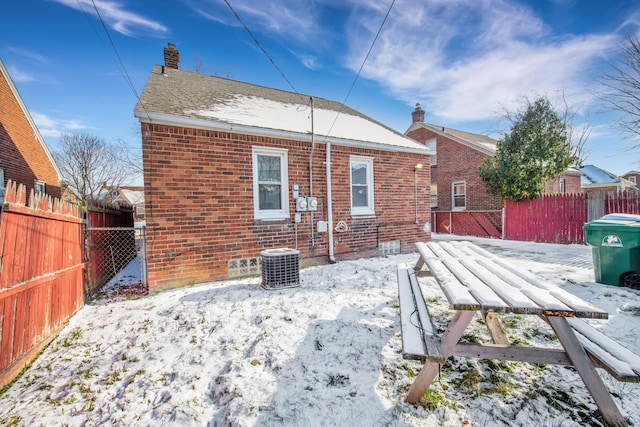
398, 240, 640, 426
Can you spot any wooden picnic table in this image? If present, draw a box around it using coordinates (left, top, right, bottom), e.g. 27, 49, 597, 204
401, 240, 640, 427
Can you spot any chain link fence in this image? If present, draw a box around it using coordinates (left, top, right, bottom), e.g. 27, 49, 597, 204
85, 226, 147, 296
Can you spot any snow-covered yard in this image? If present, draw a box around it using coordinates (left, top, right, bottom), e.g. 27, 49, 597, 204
0, 235, 639, 426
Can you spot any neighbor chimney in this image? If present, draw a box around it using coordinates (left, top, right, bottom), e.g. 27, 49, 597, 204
164, 43, 179, 69
412, 103, 425, 123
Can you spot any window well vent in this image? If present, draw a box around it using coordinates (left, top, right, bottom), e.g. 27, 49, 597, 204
261, 248, 300, 290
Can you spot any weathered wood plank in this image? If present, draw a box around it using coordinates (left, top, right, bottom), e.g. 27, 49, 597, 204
452, 343, 571, 365
422, 258, 480, 311
491, 258, 608, 319
568, 318, 640, 379
482, 312, 510, 345
398, 264, 427, 359
459, 258, 542, 314
405, 310, 476, 403
441, 258, 507, 312
548, 316, 627, 426
397, 264, 444, 362
407, 268, 444, 363
475, 258, 574, 317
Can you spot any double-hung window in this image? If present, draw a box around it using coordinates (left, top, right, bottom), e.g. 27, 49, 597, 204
452, 181, 466, 211
425, 138, 437, 165
350, 156, 374, 216
34, 180, 45, 194
252, 147, 289, 220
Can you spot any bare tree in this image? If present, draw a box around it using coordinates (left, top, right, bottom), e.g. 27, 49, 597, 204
599, 34, 640, 143
53, 133, 129, 209
559, 93, 592, 167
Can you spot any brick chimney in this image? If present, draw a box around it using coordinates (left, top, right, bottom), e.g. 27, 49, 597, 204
412, 103, 425, 123
164, 43, 179, 69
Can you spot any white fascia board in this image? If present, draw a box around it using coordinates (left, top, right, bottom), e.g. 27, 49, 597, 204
135, 110, 433, 156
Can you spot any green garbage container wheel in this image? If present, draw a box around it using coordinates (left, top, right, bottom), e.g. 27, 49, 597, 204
623, 273, 640, 290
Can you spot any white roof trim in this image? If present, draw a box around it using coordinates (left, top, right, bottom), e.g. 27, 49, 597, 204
135, 110, 433, 156
406, 121, 496, 157
0, 59, 63, 182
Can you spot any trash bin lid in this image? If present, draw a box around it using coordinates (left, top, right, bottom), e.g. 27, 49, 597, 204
586, 213, 640, 228
600, 213, 640, 222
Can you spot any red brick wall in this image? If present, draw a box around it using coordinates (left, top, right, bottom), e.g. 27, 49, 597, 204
142, 123, 431, 290
0, 71, 61, 198
544, 173, 582, 194
406, 127, 502, 212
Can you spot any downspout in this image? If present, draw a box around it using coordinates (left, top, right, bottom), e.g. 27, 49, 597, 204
326, 141, 336, 263
309, 97, 315, 247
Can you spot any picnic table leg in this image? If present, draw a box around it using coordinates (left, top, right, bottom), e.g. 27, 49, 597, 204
414, 257, 424, 271
547, 316, 627, 427
482, 312, 509, 345
405, 310, 476, 403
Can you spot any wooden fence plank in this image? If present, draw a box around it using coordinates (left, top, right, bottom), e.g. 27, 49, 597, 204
0, 180, 84, 386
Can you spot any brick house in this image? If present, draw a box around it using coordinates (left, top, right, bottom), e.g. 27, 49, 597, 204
621, 170, 640, 187
405, 104, 581, 237
135, 44, 432, 291
579, 165, 636, 193
99, 185, 146, 222
0, 59, 62, 202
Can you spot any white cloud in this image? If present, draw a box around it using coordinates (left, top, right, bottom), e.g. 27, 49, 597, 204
188, 0, 317, 42
52, 0, 168, 37
340, 0, 621, 123
6, 66, 36, 83
31, 112, 91, 138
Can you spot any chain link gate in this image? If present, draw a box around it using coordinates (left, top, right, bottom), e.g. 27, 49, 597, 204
85, 226, 148, 297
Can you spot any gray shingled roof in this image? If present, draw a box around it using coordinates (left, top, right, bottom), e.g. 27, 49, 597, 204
135, 65, 431, 155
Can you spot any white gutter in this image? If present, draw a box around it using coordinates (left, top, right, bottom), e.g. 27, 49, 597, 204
326, 141, 335, 263
134, 110, 432, 156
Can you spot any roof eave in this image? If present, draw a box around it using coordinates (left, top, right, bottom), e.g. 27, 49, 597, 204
135, 110, 433, 156
0, 59, 64, 183
406, 121, 496, 156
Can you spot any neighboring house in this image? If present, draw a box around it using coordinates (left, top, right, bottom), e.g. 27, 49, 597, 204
622, 170, 640, 186
544, 167, 583, 195
578, 165, 636, 193
100, 185, 145, 222
405, 104, 581, 236
0, 58, 62, 202
134, 44, 432, 291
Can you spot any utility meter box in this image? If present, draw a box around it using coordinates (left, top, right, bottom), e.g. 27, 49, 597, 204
307, 196, 318, 211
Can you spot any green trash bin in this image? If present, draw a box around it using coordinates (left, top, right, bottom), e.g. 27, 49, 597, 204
583, 213, 640, 287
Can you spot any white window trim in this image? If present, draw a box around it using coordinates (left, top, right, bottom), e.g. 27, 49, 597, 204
452, 181, 466, 211
35, 180, 45, 194
350, 155, 375, 216
425, 138, 437, 166
430, 183, 438, 208
252, 147, 289, 221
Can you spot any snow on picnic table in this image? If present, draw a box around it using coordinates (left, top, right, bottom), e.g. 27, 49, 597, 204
0, 235, 639, 426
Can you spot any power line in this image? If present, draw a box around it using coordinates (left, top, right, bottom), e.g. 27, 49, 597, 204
323, 0, 396, 140
87, 0, 147, 118
223, 0, 300, 95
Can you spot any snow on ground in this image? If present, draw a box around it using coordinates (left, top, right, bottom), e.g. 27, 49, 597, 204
0, 235, 639, 426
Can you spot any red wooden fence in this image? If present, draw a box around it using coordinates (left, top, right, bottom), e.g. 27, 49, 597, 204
0, 180, 84, 388
504, 193, 588, 244
504, 191, 640, 244
605, 191, 640, 215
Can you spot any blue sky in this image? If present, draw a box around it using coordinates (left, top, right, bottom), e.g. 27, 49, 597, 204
2, 0, 640, 176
